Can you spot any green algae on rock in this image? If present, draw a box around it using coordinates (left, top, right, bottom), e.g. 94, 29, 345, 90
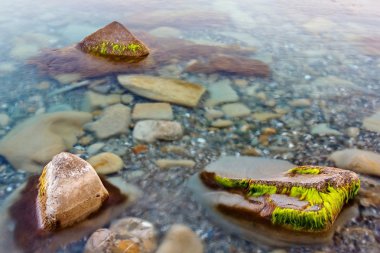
78, 21, 149, 59
201, 164, 360, 232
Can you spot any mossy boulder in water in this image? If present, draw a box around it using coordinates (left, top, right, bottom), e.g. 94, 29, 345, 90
200, 162, 360, 232
37, 152, 109, 231
78, 21, 149, 59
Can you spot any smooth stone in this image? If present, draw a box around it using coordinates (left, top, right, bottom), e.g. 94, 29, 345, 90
132, 103, 173, 121
87, 142, 105, 156
289, 99, 311, 107
206, 82, 239, 106
133, 120, 183, 143
85, 104, 131, 139
252, 112, 283, 121
155, 159, 195, 169
84, 229, 115, 253
118, 75, 206, 108
329, 149, 380, 177
221, 103, 251, 117
205, 109, 224, 120
211, 119, 233, 128
311, 123, 341, 136
82, 91, 121, 112
346, 127, 360, 138
110, 217, 157, 253
121, 94, 134, 104
88, 152, 124, 175
0, 113, 10, 127
0, 111, 92, 172
148, 26, 182, 38
363, 111, 380, 133
37, 152, 109, 231
53, 73, 82, 84
79, 21, 149, 59
156, 224, 203, 253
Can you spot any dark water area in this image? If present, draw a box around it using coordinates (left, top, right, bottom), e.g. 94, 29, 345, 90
0, 0, 379, 252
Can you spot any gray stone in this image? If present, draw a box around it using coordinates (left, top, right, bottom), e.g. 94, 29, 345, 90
133, 120, 183, 143
221, 103, 251, 117
82, 91, 121, 112
205, 82, 239, 106
85, 104, 131, 139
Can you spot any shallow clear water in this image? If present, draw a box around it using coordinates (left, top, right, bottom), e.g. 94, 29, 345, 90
0, 0, 380, 252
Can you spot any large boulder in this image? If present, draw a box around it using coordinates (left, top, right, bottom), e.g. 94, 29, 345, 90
37, 152, 109, 231
78, 21, 149, 59
0, 111, 92, 173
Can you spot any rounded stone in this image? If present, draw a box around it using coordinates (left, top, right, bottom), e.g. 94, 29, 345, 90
110, 217, 157, 253
88, 152, 124, 175
84, 228, 115, 253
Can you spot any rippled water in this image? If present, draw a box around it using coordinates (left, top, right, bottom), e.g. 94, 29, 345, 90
0, 0, 379, 252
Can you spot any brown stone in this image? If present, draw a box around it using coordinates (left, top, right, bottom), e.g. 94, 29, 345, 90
185, 55, 270, 77
78, 21, 149, 59
37, 152, 109, 231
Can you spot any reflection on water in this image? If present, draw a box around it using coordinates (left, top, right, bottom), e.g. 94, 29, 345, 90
0, 0, 379, 252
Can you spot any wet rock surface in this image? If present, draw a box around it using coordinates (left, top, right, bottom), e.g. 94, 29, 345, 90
133, 120, 183, 143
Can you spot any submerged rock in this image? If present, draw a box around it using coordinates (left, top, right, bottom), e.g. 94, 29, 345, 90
84, 228, 115, 253
363, 111, 380, 133
85, 104, 131, 139
133, 120, 183, 143
78, 21, 149, 59
88, 152, 124, 175
329, 149, 380, 177
189, 157, 360, 246
132, 103, 173, 121
185, 55, 270, 77
118, 75, 206, 108
0, 111, 92, 173
156, 224, 203, 253
37, 152, 109, 231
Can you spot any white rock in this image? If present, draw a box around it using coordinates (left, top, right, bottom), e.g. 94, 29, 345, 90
133, 120, 183, 143
110, 217, 157, 253
156, 224, 203, 253
329, 149, 380, 177
87, 142, 105, 156
221, 103, 251, 117
85, 104, 131, 139
132, 103, 173, 121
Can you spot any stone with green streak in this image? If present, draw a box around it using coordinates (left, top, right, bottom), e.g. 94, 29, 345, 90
201, 165, 360, 232
78, 21, 149, 59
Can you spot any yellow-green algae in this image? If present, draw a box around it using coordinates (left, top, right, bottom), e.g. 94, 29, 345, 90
288, 166, 321, 175
87, 41, 143, 57
213, 167, 360, 231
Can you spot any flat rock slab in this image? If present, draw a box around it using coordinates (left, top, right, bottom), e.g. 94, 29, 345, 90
206, 82, 239, 106
85, 104, 131, 139
118, 75, 206, 108
0, 111, 92, 173
155, 159, 195, 169
221, 103, 251, 118
132, 102, 173, 121
133, 120, 183, 143
329, 149, 380, 177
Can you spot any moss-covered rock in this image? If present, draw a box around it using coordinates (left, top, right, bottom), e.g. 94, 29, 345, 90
201, 165, 360, 232
78, 21, 149, 59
